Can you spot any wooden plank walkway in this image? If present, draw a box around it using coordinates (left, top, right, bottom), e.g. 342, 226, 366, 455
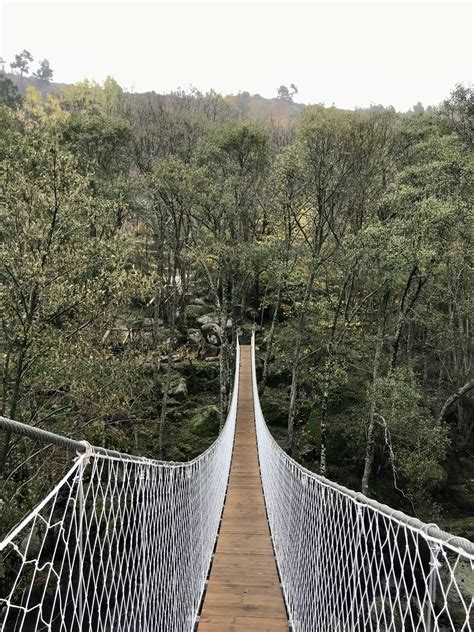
198, 346, 289, 632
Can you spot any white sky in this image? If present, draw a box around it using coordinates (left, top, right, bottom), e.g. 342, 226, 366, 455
0, 1, 472, 111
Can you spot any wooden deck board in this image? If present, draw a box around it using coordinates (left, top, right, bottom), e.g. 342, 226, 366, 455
198, 346, 288, 631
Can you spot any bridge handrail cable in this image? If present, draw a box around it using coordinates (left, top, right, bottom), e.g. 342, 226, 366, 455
251, 332, 473, 631
0, 340, 240, 631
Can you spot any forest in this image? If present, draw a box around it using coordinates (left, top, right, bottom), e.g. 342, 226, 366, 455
0, 72, 472, 543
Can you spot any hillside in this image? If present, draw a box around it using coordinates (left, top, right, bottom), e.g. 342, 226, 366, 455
5, 72, 66, 97
6, 72, 306, 122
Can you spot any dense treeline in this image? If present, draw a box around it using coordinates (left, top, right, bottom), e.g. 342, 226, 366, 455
0, 78, 472, 536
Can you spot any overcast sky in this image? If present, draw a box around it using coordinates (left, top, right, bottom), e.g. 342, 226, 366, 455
1, 1, 472, 111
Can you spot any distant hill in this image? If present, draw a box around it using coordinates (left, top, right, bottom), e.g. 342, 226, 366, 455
6, 72, 67, 97
224, 92, 305, 122
5, 73, 426, 118
6, 72, 306, 122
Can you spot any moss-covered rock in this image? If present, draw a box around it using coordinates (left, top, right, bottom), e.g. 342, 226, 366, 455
198, 343, 220, 360
187, 329, 203, 346
189, 405, 221, 437
186, 303, 213, 322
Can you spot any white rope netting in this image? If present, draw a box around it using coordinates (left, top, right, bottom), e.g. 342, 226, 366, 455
0, 343, 239, 632
251, 336, 474, 632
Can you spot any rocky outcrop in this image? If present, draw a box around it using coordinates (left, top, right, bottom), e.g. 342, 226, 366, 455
198, 343, 220, 361
196, 314, 219, 326
169, 377, 188, 401
187, 329, 204, 347
186, 302, 213, 321
201, 322, 223, 345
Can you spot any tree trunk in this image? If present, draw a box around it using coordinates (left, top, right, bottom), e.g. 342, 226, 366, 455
287, 361, 299, 455
1, 336, 30, 476
287, 257, 319, 454
319, 355, 333, 476
261, 285, 282, 391
219, 291, 230, 424
0, 430, 12, 477
438, 378, 474, 424
158, 346, 172, 460
153, 287, 161, 342
158, 287, 177, 459
361, 293, 388, 495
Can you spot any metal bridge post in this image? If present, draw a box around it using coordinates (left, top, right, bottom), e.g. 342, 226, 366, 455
426, 543, 441, 631
139, 467, 148, 632
77, 457, 85, 631
350, 504, 363, 631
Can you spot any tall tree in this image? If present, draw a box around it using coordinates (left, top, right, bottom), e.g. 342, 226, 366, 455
285, 108, 375, 455
10, 50, 33, 76
439, 83, 473, 145
0, 108, 137, 474
33, 58, 53, 82
193, 121, 269, 416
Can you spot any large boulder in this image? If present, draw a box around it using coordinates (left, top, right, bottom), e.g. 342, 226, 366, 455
186, 303, 213, 321
199, 343, 220, 360
201, 322, 223, 344
201, 322, 223, 335
187, 329, 203, 346
169, 377, 188, 401
196, 313, 219, 326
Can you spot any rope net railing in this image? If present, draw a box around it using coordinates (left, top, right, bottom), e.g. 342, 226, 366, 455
251, 335, 474, 632
0, 342, 240, 632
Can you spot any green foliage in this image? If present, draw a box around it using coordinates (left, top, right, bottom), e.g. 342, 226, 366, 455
189, 405, 220, 437
439, 83, 473, 145
60, 111, 133, 176
198, 121, 269, 188
59, 111, 134, 221
371, 369, 449, 510
60, 77, 122, 114
0, 76, 472, 531
0, 108, 142, 426
260, 389, 289, 428
0, 74, 22, 108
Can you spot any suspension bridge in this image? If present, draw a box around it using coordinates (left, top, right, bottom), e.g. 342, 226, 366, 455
0, 336, 472, 631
